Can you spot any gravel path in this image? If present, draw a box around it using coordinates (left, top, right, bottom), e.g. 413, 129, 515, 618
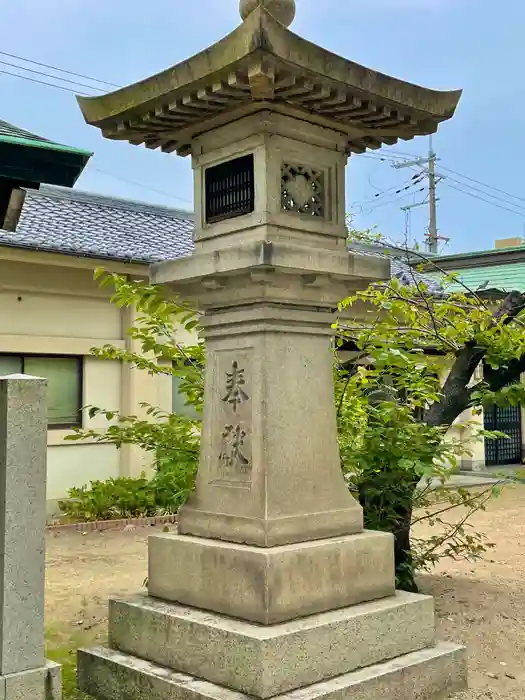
416, 485, 525, 698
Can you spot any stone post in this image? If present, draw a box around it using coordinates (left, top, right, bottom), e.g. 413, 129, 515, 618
0, 375, 61, 700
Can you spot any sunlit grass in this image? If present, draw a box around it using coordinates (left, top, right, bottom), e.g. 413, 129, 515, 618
46, 627, 104, 699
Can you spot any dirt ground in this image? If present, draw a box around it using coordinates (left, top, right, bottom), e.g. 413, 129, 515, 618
46, 485, 525, 699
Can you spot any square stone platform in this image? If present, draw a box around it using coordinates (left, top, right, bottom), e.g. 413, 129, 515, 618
78, 534, 467, 700
148, 531, 395, 624
107, 591, 436, 697
79, 642, 466, 700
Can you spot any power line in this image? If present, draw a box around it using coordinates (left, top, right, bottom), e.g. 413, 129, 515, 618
370, 153, 525, 209
436, 169, 525, 212
360, 153, 406, 163
368, 188, 426, 214
354, 173, 425, 207
438, 164, 525, 205
0, 50, 120, 88
442, 181, 525, 218
0, 59, 105, 93
354, 184, 427, 215
0, 52, 193, 209
91, 167, 193, 207
375, 147, 420, 159
0, 69, 92, 96
391, 138, 446, 253
358, 145, 525, 232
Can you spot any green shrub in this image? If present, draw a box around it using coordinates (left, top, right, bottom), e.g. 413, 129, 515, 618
58, 476, 156, 521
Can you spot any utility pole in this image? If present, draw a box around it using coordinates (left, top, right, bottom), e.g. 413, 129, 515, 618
427, 136, 438, 253
392, 136, 448, 254
401, 200, 427, 244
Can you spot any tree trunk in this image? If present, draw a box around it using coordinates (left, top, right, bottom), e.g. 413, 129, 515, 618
392, 482, 419, 593
358, 472, 420, 593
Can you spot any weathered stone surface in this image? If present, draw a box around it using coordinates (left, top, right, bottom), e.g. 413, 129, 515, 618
0, 376, 47, 676
148, 531, 395, 624
0, 661, 61, 700
108, 592, 435, 698
45, 660, 62, 700
78, 642, 467, 700
74, 6, 466, 699
176, 317, 364, 547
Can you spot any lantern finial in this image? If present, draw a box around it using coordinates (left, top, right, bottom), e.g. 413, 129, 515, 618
239, 0, 296, 27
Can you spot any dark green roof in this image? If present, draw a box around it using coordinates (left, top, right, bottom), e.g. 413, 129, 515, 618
0, 120, 92, 188
0, 120, 91, 157
427, 262, 525, 294
432, 244, 525, 263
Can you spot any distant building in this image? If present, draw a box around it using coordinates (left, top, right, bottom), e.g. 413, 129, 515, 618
0, 119, 194, 514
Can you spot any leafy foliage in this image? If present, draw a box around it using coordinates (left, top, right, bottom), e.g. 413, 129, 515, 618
335, 235, 525, 588
59, 272, 203, 521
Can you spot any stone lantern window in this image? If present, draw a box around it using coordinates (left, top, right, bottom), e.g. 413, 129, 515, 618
205, 153, 255, 223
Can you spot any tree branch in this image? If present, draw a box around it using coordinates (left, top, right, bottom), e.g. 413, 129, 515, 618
423, 291, 525, 428
471, 354, 525, 396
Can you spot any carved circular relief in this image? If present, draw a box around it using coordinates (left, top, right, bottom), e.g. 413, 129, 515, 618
286, 174, 314, 210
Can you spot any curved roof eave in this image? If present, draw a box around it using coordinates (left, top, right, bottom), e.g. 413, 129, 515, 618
77, 6, 461, 129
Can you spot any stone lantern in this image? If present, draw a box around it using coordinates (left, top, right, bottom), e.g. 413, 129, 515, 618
76, 2, 467, 698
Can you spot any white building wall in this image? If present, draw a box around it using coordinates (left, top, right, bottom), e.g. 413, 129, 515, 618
0, 252, 155, 515
0, 292, 122, 340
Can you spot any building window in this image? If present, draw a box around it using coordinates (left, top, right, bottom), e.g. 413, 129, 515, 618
0, 355, 83, 429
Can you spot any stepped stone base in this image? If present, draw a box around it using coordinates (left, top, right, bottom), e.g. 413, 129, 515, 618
78, 642, 467, 700
108, 592, 436, 697
148, 531, 395, 624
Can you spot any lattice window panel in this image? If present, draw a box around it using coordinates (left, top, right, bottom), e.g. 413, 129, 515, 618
205, 154, 255, 224
281, 164, 325, 218
484, 403, 522, 466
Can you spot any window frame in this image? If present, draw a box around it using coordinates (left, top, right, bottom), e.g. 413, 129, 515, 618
0, 353, 83, 430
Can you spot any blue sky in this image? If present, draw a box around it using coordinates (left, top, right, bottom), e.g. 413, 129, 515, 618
0, 0, 523, 254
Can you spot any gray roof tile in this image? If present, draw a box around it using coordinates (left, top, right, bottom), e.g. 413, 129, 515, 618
349, 242, 444, 295
0, 185, 194, 264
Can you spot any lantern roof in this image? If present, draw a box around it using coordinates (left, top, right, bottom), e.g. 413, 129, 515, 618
77, 5, 461, 157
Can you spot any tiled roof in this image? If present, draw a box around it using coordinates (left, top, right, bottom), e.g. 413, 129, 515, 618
0, 120, 91, 156
349, 242, 444, 295
0, 185, 194, 264
0, 119, 51, 144
426, 263, 525, 294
